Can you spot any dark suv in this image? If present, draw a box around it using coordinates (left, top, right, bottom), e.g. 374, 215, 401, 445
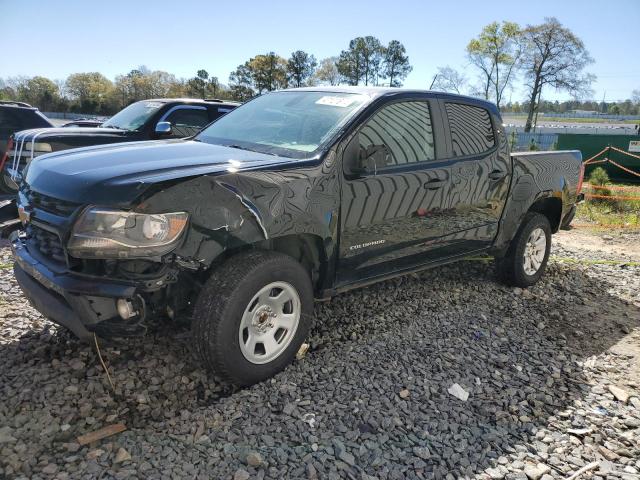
1, 98, 239, 193
0, 101, 53, 162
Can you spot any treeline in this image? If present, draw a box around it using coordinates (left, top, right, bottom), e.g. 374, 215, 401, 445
501, 99, 640, 116
0, 36, 411, 115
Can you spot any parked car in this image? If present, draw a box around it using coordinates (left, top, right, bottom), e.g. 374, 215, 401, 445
0, 101, 53, 164
11, 87, 583, 386
62, 119, 103, 128
0, 98, 239, 193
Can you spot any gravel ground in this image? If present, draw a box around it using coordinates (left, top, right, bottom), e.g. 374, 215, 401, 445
1, 229, 639, 480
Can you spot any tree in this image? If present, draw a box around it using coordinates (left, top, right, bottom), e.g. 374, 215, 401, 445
431, 66, 466, 94
315, 57, 340, 86
230, 53, 288, 96
190, 69, 209, 99
287, 50, 317, 87
208, 76, 219, 97
520, 17, 595, 132
65, 72, 114, 113
337, 36, 386, 86
229, 63, 255, 100
633, 89, 640, 105
17, 76, 60, 111
383, 40, 412, 87
467, 21, 522, 108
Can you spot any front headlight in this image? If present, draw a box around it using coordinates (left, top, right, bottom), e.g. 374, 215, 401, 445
67, 208, 189, 259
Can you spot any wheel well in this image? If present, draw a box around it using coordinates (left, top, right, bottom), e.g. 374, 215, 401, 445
528, 196, 562, 233
215, 234, 327, 294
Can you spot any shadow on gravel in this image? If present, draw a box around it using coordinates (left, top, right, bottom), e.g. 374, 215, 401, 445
1, 258, 639, 478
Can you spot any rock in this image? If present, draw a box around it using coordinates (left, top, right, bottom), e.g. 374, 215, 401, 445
0, 426, 16, 444
296, 342, 310, 360
87, 449, 104, 460
630, 397, 640, 409
609, 385, 630, 403
412, 446, 431, 460
42, 464, 58, 474
486, 467, 506, 479
114, 447, 131, 464
567, 427, 592, 436
524, 463, 551, 480
246, 451, 262, 467
234, 469, 250, 480
598, 446, 619, 461
447, 383, 469, 401
399, 389, 410, 399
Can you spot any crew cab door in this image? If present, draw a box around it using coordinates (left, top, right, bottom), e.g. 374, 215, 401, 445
336, 97, 511, 285
434, 99, 511, 250
337, 97, 448, 283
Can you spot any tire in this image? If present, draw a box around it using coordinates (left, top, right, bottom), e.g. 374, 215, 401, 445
495, 212, 551, 287
192, 250, 313, 387
0, 170, 18, 195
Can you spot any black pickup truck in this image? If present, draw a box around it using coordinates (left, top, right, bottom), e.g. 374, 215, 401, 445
11, 87, 583, 386
0, 98, 239, 193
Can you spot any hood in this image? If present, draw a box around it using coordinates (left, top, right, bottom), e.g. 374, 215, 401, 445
25, 139, 297, 206
12, 126, 128, 143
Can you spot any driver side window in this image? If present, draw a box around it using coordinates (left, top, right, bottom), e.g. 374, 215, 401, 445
359, 101, 435, 167
163, 108, 210, 138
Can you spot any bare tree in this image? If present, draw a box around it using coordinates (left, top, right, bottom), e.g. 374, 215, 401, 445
431, 66, 467, 94
467, 21, 522, 108
315, 57, 340, 86
521, 17, 595, 132
632, 89, 640, 105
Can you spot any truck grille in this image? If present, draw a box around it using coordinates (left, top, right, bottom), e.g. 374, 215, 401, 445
22, 186, 80, 217
27, 224, 66, 264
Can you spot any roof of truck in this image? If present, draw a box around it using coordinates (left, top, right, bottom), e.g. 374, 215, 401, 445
286, 86, 499, 112
142, 98, 241, 106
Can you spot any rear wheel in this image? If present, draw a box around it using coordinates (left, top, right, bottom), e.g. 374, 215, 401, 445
495, 212, 551, 287
192, 250, 313, 386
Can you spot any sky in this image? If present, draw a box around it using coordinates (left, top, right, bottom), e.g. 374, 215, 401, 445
2, 0, 639, 102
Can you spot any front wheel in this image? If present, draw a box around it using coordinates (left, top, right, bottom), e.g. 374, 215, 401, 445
0, 169, 19, 194
495, 212, 551, 287
192, 250, 313, 386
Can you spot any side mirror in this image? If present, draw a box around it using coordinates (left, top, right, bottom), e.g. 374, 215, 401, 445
155, 121, 172, 136
359, 144, 391, 174
343, 133, 392, 176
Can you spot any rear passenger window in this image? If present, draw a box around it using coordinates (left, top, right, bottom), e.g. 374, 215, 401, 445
359, 101, 435, 167
445, 103, 495, 156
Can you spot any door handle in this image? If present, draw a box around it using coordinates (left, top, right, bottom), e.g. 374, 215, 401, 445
423, 178, 447, 190
488, 170, 507, 181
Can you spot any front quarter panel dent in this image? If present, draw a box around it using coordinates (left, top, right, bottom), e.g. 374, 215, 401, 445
140, 152, 340, 270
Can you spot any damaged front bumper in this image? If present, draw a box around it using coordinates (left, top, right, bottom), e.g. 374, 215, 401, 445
11, 232, 158, 341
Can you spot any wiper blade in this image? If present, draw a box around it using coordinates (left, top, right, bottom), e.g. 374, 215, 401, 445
226, 144, 249, 150
225, 144, 278, 156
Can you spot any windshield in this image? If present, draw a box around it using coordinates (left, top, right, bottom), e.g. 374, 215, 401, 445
101, 100, 164, 131
195, 91, 368, 158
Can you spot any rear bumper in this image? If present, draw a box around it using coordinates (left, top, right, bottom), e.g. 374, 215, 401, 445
11, 233, 140, 341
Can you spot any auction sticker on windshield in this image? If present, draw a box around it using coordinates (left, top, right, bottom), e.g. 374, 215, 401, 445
315, 96, 357, 108
144, 102, 164, 109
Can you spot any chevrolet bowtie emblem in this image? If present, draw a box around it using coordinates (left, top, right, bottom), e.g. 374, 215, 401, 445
18, 205, 31, 225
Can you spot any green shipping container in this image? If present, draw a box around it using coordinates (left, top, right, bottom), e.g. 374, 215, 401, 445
556, 134, 640, 183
